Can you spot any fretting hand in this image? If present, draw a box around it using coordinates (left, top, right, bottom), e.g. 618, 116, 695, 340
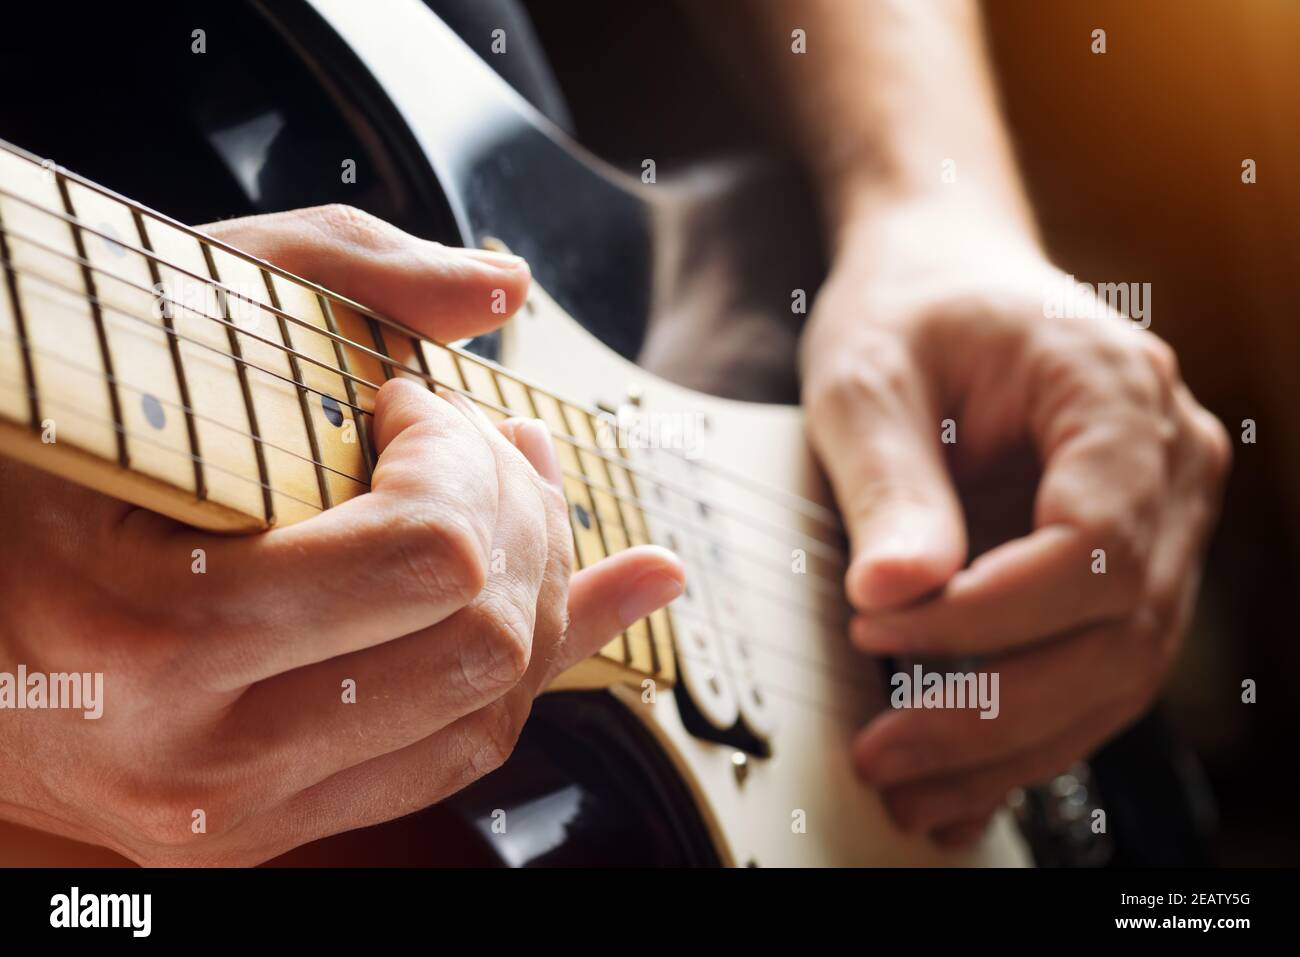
0, 206, 684, 865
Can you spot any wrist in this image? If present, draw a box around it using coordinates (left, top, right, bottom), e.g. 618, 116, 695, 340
828, 181, 1044, 272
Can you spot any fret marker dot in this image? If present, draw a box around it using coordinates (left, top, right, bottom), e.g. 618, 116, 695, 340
321, 395, 344, 427
573, 503, 591, 530
141, 393, 165, 430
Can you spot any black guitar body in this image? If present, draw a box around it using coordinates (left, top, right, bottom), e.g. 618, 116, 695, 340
0, 0, 1211, 866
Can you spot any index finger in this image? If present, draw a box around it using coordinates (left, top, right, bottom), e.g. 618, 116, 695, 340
200, 205, 531, 342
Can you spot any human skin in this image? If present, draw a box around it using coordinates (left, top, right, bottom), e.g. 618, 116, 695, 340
0, 204, 685, 865
699, 0, 1232, 845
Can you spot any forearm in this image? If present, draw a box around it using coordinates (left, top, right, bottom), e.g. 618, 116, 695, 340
695, 0, 1037, 252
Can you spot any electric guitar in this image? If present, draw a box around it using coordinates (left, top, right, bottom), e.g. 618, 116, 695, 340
0, 0, 1034, 867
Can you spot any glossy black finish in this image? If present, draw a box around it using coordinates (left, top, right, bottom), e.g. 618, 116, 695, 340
253, 0, 656, 360
1, 4, 411, 228
271, 695, 718, 867
439, 694, 720, 867
256, 0, 824, 398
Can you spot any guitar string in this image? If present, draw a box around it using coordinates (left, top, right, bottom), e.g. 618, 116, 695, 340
0, 226, 399, 418
2, 301, 888, 703
674, 645, 873, 726
0, 182, 847, 551
0, 384, 882, 715
0, 216, 848, 571
0, 184, 874, 669
0, 156, 898, 729
0, 196, 848, 572
556, 470, 847, 604
0, 327, 881, 686
15, 193, 850, 567
665, 600, 876, 691
1, 264, 847, 614
0, 325, 846, 637
2, 380, 324, 512
0, 324, 364, 488
1, 144, 846, 543
0, 240, 849, 592
0, 278, 850, 630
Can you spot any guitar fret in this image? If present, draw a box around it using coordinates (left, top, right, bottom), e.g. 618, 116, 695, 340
265, 275, 367, 507
0, 139, 679, 694
527, 392, 609, 563
611, 443, 677, 682
260, 268, 332, 509
319, 300, 383, 423
55, 175, 127, 468
198, 242, 275, 525
0, 152, 116, 461
564, 404, 632, 548
421, 340, 465, 393
318, 294, 375, 477
0, 205, 38, 429
491, 374, 671, 678
452, 352, 506, 421
366, 316, 395, 380
206, 246, 323, 524
493, 376, 626, 668
567, 404, 656, 673
55, 180, 201, 497
489, 369, 531, 419
492, 373, 591, 581
409, 333, 434, 386
132, 208, 205, 500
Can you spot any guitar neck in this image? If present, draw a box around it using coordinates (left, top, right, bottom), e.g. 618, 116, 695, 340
0, 139, 674, 689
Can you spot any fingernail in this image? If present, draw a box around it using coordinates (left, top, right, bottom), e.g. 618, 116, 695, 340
618, 572, 685, 627
462, 247, 528, 270
849, 508, 960, 610
515, 419, 562, 487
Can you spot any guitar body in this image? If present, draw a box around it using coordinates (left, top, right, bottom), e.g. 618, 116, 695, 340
252, 0, 1029, 867
280, 274, 1030, 866
490, 285, 1030, 867
0, 0, 1030, 866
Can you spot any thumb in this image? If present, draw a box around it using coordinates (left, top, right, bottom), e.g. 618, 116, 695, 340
546, 545, 685, 680
198, 204, 531, 342
808, 363, 966, 612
